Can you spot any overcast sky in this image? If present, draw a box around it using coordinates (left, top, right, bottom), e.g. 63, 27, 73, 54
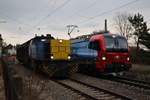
0, 0, 150, 45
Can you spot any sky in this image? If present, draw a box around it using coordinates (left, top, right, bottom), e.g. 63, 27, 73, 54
0, 0, 150, 45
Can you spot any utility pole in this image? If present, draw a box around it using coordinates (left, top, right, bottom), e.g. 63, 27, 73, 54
104, 19, 107, 32
0, 34, 3, 57
66, 25, 78, 38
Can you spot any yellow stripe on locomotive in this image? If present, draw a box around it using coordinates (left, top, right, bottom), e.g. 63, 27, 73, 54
50, 40, 71, 60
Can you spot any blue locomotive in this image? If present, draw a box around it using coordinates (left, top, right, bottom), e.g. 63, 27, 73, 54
17, 34, 78, 77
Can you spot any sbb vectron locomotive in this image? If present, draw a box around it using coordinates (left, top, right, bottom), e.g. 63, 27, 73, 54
17, 34, 78, 77
71, 33, 132, 74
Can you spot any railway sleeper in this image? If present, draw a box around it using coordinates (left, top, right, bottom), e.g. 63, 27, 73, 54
59, 80, 125, 100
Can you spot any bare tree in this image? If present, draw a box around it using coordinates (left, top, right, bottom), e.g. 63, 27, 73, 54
114, 13, 133, 40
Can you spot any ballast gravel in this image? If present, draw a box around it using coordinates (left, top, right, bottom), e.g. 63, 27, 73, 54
71, 73, 150, 100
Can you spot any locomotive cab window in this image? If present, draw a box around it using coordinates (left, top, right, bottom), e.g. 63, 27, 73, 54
88, 40, 100, 51
104, 36, 128, 52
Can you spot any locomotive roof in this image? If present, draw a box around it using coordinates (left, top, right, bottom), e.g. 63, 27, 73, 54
19, 34, 55, 46
92, 33, 124, 38
33, 35, 54, 40
71, 33, 125, 43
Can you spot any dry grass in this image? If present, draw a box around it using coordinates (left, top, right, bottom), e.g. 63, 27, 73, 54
131, 64, 150, 74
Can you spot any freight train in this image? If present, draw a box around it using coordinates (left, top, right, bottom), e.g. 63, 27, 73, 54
71, 33, 132, 75
17, 34, 78, 77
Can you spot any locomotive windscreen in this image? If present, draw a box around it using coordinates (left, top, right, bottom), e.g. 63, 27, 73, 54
30, 38, 50, 60
104, 36, 128, 52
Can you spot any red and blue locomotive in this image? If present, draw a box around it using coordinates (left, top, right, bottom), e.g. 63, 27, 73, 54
71, 33, 132, 75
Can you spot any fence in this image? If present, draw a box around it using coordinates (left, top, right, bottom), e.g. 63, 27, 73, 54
1, 57, 22, 100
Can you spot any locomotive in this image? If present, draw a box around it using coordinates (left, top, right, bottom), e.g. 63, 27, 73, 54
71, 33, 132, 75
17, 34, 78, 77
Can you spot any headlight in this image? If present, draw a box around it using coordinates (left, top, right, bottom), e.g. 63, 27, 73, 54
68, 56, 71, 60
102, 56, 106, 61
41, 39, 46, 41
59, 40, 62, 43
127, 57, 130, 61
51, 56, 54, 59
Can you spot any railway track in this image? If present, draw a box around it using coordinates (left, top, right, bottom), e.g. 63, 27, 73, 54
102, 76, 150, 90
53, 78, 132, 100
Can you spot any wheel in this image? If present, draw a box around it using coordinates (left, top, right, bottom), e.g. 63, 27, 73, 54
42, 64, 56, 77
68, 64, 78, 74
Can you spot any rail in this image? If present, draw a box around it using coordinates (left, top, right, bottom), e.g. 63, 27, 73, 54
102, 75, 150, 90
53, 78, 132, 100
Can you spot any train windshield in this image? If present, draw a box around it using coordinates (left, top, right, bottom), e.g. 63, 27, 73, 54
104, 36, 128, 52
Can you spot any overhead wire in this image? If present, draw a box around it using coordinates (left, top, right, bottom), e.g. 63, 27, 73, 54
0, 0, 59, 35
25, 0, 99, 34
0, 0, 72, 37
26, 0, 72, 34
0, 11, 33, 27
0, 11, 36, 35
0, 0, 142, 36
75, 0, 99, 17
24, 0, 140, 35
65, 0, 99, 21
76, 0, 140, 25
